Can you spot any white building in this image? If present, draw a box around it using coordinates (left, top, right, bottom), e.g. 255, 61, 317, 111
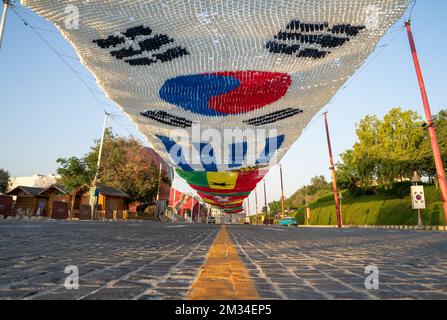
9, 174, 59, 191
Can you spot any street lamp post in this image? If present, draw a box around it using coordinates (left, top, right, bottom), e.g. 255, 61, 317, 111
323, 112, 343, 228
405, 21, 447, 224
91, 112, 109, 220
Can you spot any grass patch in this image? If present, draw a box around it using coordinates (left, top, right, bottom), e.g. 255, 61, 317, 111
294, 185, 445, 226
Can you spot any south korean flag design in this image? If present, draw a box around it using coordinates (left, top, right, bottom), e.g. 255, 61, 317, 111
21, 0, 408, 211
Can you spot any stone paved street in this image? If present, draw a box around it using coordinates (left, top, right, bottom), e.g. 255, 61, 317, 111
228, 226, 447, 300
0, 220, 446, 300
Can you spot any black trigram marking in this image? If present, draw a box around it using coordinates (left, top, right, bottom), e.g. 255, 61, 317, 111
140, 110, 192, 128
244, 108, 303, 126
210, 182, 228, 187
267, 20, 365, 59
93, 25, 189, 66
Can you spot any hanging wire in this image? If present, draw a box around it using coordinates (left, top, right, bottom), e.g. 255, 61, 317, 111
320, 0, 418, 118
9, 5, 151, 144
407, 0, 418, 22
108, 113, 149, 145
11, 4, 58, 30
323, 26, 405, 114
10, 7, 115, 113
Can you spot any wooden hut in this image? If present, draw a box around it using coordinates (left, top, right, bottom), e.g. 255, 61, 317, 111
7, 186, 47, 217
80, 185, 129, 219
39, 184, 72, 219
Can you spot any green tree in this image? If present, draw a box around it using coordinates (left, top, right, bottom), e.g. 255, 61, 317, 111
351, 114, 381, 190
419, 109, 447, 184
98, 140, 160, 204
0, 168, 10, 194
56, 157, 94, 217
375, 108, 424, 184
277, 175, 331, 210
346, 108, 425, 189
268, 200, 282, 216
336, 149, 361, 191
57, 129, 163, 212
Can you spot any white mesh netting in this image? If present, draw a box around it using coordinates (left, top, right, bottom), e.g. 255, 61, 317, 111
21, 0, 408, 211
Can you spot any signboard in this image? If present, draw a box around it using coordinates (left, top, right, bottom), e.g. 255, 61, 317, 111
411, 186, 426, 210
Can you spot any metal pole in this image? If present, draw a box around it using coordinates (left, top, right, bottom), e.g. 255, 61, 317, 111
92, 112, 108, 220
247, 196, 251, 224
279, 163, 285, 219
255, 188, 259, 225
244, 199, 248, 224
405, 21, 447, 224
190, 196, 194, 223
172, 188, 176, 223
417, 208, 423, 228
323, 112, 342, 228
156, 162, 163, 201
263, 180, 268, 225
0, 1, 10, 50
94, 112, 109, 183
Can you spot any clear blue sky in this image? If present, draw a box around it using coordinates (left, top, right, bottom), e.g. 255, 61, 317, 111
1, 1, 446, 214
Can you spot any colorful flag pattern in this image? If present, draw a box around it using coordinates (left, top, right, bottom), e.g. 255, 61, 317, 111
22, 0, 408, 213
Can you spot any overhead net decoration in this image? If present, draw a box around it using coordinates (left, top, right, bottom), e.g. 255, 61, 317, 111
22, 0, 408, 213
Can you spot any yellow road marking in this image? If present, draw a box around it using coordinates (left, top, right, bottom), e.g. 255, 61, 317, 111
188, 225, 259, 300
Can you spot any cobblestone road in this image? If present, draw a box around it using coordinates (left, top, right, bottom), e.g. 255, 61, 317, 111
228, 226, 447, 300
0, 220, 446, 300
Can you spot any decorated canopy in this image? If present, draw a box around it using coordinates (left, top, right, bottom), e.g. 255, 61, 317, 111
21, 0, 408, 213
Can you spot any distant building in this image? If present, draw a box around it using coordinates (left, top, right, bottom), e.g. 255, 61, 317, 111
9, 174, 59, 191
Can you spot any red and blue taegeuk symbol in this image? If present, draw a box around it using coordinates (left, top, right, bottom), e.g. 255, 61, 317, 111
159, 71, 292, 116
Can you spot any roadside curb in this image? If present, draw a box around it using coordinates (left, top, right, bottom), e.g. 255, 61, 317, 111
299, 225, 447, 231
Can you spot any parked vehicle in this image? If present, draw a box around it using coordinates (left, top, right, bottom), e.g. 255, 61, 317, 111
279, 217, 297, 227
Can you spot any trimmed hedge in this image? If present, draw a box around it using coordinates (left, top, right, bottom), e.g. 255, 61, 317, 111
294, 185, 446, 226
